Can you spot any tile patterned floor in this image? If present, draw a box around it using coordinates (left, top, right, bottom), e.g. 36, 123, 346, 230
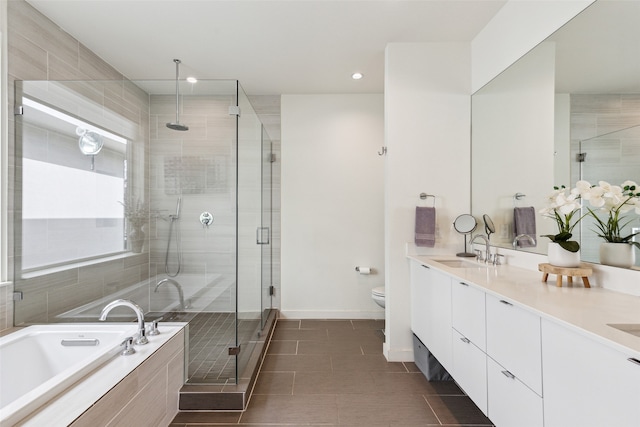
185, 312, 261, 384
171, 319, 494, 426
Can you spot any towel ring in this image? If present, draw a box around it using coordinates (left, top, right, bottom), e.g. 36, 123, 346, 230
419, 193, 436, 207
513, 192, 526, 207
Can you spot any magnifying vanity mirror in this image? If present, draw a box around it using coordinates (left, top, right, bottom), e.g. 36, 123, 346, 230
453, 214, 477, 257
483, 214, 495, 241
471, 0, 640, 268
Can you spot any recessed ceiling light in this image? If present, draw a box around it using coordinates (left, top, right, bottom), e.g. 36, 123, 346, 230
351, 72, 363, 80
186, 76, 198, 83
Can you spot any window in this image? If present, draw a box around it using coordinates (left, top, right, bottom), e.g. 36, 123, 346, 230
19, 98, 128, 270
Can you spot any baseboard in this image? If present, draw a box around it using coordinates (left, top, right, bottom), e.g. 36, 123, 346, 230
383, 342, 414, 362
279, 310, 384, 320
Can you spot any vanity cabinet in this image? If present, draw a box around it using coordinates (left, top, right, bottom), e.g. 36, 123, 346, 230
485, 294, 542, 395
542, 319, 640, 427
451, 280, 488, 413
485, 293, 543, 425
409, 261, 452, 370
487, 357, 543, 427
452, 281, 486, 350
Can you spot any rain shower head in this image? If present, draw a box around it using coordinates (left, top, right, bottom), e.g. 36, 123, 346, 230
166, 59, 189, 131
166, 122, 189, 131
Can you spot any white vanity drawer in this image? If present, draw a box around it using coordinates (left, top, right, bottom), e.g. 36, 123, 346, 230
486, 293, 542, 395
452, 329, 487, 415
452, 280, 486, 351
487, 356, 543, 427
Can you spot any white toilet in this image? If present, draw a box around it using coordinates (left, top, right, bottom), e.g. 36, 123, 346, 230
371, 286, 385, 308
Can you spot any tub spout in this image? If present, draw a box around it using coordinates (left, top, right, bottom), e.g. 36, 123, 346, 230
155, 278, 188, 310
99, 299, 148, 345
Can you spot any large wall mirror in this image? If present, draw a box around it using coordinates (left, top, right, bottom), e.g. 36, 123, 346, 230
471, 0, 640, 267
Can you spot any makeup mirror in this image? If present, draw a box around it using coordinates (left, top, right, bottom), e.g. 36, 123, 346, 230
453, 214, 477, 257
483, 214, 495, 241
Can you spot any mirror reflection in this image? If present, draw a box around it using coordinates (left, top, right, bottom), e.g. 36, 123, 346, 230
471, 0, 640, 268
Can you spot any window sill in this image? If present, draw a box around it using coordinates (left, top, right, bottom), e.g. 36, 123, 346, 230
20, 252, 147, 279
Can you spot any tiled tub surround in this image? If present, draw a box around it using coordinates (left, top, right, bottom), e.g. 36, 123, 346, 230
408, 254, 640, 426
5, 322, 186, 426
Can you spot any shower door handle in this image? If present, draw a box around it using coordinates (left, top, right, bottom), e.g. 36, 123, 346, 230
256, 227, 270, 245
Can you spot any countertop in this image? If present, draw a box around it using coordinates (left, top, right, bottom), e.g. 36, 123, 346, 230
407, 254, 640, 358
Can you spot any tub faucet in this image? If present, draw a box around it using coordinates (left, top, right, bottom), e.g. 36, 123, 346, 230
512, 234, 536, 250
99, 299, 148, 345
154, 278, 188, 310
469, 234, 491, 263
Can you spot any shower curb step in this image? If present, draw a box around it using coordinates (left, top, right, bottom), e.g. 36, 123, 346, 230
179, 386, 246, 411
177, 309, 278, 411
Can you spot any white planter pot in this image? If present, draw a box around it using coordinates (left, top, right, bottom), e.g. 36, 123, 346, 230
599, 242, 636, 269
547, 242, 581, 268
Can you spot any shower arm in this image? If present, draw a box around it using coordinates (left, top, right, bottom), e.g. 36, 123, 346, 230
174, 59, 180, 124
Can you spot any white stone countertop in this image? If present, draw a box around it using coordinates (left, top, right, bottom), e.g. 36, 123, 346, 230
407, 254, 640, 358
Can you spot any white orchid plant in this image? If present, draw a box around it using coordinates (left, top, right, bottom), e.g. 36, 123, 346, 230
581, 180, 640, 248
539, 183, 590, 252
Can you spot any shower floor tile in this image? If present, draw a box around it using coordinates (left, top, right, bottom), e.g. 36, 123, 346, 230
171, 318, 495, 426
185, 312, 259, 384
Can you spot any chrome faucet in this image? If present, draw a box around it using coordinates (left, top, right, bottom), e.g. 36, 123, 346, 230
154, 278, 188, 310
512, 234, 536, 250
469, 234, 491, 263
99, 299, 149, 345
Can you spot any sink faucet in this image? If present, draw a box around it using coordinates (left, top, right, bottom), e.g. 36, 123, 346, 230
154, 278, 187, 310
469, 234, 491, 263
99, 299, 148, 345
512, 234, 536, 250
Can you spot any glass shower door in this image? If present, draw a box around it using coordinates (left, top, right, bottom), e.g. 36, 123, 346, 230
260, 128, 273, 328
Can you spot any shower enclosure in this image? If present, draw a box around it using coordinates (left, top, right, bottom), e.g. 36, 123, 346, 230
13, 78, 274, 385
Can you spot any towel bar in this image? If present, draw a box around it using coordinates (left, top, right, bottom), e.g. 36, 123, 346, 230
419, 193, 436, 207
513, 192, 526, 207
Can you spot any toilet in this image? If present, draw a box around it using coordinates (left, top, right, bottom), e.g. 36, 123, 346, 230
371, 286, 385, 308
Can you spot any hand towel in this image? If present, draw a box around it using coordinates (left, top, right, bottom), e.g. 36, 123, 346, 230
415, 206, 436, 247
513, 207, 537, 247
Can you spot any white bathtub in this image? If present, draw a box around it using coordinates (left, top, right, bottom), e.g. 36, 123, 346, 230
0, 322, 186, 426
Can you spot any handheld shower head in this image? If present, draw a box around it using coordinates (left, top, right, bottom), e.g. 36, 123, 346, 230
166, 59, 189, 132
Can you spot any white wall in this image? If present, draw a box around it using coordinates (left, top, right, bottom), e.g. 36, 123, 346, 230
472, 0, 595, 92
384, 43, 471, 361
280, 94, 385, 319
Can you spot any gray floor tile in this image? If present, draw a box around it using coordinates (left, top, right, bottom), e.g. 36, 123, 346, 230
171, 318, 493, 426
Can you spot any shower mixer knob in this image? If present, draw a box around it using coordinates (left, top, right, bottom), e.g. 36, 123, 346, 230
200, 212, 213, 227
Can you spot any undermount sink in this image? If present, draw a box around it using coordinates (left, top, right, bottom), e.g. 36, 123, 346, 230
608, 324, 640, 338
434, 259, 489, 269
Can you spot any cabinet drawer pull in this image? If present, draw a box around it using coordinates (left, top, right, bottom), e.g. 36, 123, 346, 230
421, 265, 430, 269
628, 357, 640, 366
459, 282, 469, 286
499, 300, 513, 306
460, 337, 471, 344
501, 370, 515, 379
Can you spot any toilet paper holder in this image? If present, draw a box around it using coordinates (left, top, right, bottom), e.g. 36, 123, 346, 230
355, 266, 372, 274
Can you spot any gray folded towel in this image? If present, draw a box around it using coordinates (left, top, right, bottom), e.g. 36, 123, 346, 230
415, 207, 436, 247
513, 207, 537, 247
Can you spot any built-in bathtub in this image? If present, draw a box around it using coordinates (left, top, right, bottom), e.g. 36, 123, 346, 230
0, 322, 186, 426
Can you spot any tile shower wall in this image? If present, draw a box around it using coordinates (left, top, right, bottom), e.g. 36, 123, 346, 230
4, 0, 282, 331
7, 0, 151, 326
570, 94, 640, 265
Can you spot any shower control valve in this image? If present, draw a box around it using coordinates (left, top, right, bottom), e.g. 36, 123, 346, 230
200, 212, 213, 228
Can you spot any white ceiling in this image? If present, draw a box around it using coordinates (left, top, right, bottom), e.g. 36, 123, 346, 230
26, 0, 507, 95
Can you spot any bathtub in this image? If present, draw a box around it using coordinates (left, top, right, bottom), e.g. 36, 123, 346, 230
0, 322, 186, 426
